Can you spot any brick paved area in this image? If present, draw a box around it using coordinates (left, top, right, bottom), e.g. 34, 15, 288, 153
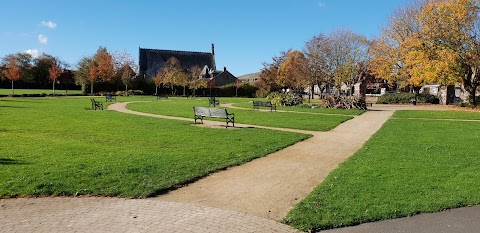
0, 197, 299, 233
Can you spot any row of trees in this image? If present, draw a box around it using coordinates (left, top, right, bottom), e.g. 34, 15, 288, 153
0, 47, 137, 95
0, 53, 66, 94
260, 0, 480, 105
153, 57, 208, 96
74, 47, 137, 95
1, 48, 213, 96
370, 0, 480, 105
258, 28, 370, 100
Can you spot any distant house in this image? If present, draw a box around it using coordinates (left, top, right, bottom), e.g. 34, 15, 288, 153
138, 44, 239, 86
207, 67, 238, 86
237, 72, 260, 83
138, 44, 216, 79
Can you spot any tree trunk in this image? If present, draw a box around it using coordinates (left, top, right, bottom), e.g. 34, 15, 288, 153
53, 80, 55, 95
155, 86, 158, 95
462, 66, 479, 105
90, 82, 94, 96
125, 84, 128, 92
311, 85, 315, 100
183, 85, 186, 96
11, 80, 14, 95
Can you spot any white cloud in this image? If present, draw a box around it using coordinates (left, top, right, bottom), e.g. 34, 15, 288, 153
41, 21, 57, 29
38, 34, 48, 44
25, 49, 39, 58
318, 1, 326, 8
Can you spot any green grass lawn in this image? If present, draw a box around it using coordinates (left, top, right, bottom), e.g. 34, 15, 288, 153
232, 102, 365, 116
394, 110, 480, 120
285, 110, 480, 231
0, 88, 82, 95
0, 97, 309, 198
127, 97, 354, 131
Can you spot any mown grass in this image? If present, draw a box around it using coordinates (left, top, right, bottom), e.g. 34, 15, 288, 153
0, 88, 82, 95
231, 102, 365, 116
0, 97, 309, 198
285, 110, 480, 232
394, 110, 480, 120
127, 97, 354, 131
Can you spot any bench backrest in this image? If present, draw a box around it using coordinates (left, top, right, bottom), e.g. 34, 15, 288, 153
209, 108, 228, 118
253, 101, 272, 106
194, 107, 228, 118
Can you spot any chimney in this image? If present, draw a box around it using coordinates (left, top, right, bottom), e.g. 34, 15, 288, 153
224, 66, 227, 72
211, 43, 216, 71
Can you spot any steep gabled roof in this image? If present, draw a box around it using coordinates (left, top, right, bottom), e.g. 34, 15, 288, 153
139, 48, 215, 78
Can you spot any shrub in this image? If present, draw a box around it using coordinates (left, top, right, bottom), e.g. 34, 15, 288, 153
317, 95, 367, 110
267, 92, 303, 106
255, 89, 270, 98
377, 93, 439, 104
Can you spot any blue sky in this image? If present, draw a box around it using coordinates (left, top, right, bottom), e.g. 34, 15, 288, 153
1, 0, 406, 76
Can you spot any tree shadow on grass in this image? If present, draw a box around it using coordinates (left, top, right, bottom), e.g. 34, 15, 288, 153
0, 158, 27, 165
0, 99, 41, 103
0, 105, 27, 108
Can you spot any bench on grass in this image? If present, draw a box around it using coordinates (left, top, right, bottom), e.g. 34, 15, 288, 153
105, 93, 116, 102
208, 97, 220, 107
91, 98, 103, 110
193, 107, 234, 127
253, 101, 276, 112
155, 94, 168, 100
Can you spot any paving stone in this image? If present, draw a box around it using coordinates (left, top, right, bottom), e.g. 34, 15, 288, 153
0, 197, 299, 233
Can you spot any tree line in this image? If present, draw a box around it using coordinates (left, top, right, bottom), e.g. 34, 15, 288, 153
0, 47, 137, 95
0, 53, 68, 94
259, 0, 480, 105
0, 47, 224, 96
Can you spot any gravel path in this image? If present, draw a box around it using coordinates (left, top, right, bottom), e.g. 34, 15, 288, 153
153, 105, 394, 221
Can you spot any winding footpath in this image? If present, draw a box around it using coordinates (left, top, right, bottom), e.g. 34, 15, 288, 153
3, 101, 474, 233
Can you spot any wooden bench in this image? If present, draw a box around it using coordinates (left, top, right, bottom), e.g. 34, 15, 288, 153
193, 107, 234, 127
208, 97, 220, 107
155, 94, 168, 100
253, 101, 276, 111
91, 98, 103, 110
105, 94, 116, 102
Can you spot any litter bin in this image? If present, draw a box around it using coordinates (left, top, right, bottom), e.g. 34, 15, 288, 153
410, 97, 417, 105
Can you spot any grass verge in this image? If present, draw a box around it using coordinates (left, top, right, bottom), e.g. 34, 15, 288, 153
285, 110, 480, 231
0, 88, 82, 95
232, 102, 365, 116
394, 110, 480, 120
0, 97, 309, 198
127, 98, 354, 131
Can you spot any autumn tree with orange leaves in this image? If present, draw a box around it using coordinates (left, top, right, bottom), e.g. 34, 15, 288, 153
48, 59, 63, 95
258, 50, 289, 92
2, 57, 22, 94
114, 51, 137, 92
188, 65, 206, 96
369, 0, 425, 93
278, 50, 308, 91
87, 47, 115, 95
370, 0, 480, 105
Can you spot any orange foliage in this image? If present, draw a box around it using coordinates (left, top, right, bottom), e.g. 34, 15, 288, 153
2, 57, 22, 81
48, 59, 63, 82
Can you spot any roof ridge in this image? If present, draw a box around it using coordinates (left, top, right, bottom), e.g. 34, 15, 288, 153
140, 47, 211, 55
